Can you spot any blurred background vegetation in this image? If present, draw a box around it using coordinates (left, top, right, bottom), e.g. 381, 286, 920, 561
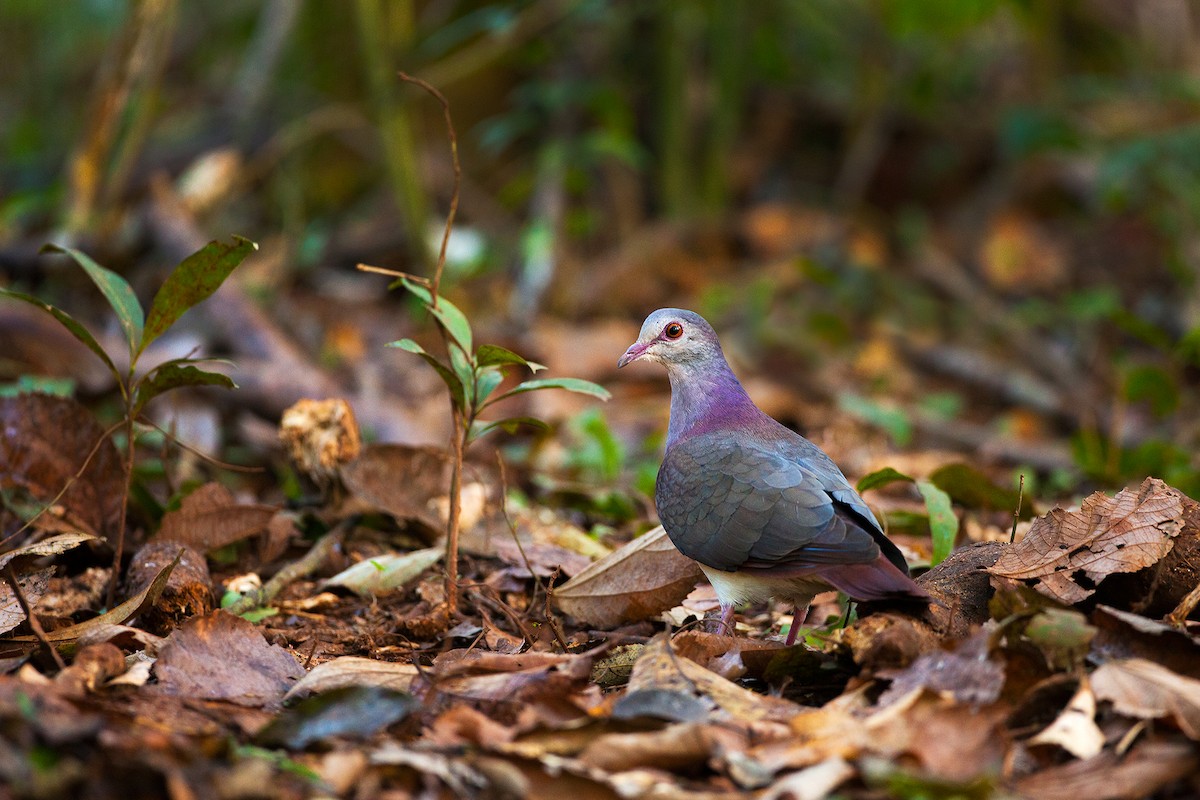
3, 0, 1200, 512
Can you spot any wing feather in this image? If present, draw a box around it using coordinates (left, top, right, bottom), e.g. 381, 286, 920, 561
656, 431, 885, 572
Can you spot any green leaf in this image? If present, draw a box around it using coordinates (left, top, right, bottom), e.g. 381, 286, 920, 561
134, 363, 236, 415
475, 366, 504, 405
916, 480, 958, 566
0, 289, 121, 385
837, 393, 912, 447
396, 278, 473, 355
929, 462, 1033, 518
140, 236, 256, 356
448, 341, 477, 407
387, 339, 466, 410
469, 416, 550, 443
42, 244, 144, 359
856, 467, 914, 494
476, 344, 536, 370
489, 377, 611, 406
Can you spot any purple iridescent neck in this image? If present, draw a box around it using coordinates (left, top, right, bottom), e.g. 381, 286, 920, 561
664, 357, 759, 446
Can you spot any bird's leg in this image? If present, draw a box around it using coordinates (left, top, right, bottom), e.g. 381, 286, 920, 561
710, 604, 736, 636
785, 602, 811, 646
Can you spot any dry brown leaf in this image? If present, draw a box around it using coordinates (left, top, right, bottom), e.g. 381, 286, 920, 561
1028, 680, 1105, 759
989, 478, 1183, 604
0, 554, 178, 657
578, 722, 718, 773
0, 394, 123, 539
0, 531, 98, 571
284, 657, 419, 702
759, 757, 855, 800
1091, 658, 1200, 739
552, 526, 703, 628
876, 631, 1005, 707
156, 482, 277, 552
627, 634, 799, 724
0, 567, 53, 635
339, 444, 457, 534
431, 649, 593, 707
1015, 740, 1198, 800
151, 610, 304, 708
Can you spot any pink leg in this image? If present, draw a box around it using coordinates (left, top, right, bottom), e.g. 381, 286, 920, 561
785, 603, 811, 646
709, 604, 736, 636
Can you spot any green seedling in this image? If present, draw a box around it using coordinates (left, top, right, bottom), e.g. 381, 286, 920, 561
387, 277, 609, 613
1, 236, 256, 602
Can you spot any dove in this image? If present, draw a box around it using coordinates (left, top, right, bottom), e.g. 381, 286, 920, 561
619, 308, 929, 644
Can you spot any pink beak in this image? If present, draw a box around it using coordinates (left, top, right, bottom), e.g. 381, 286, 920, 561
618, 341, 649, 368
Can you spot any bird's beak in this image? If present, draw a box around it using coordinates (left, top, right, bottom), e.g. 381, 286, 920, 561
618, 341, 649, 368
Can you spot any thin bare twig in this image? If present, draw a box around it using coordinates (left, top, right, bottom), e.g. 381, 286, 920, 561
223, 518, 352, 615
1010, 474, 1025, 544
6, 565, 65, 671
355, 262, 432, 286
397, 72, 460, 302
140, 417, 265, 474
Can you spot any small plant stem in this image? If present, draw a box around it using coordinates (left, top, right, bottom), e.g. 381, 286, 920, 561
444, 406, 467, 615
1010, 474, 1025, 544
107, 412, 136, 608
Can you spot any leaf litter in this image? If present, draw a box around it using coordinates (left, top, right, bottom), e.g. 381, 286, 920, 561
4, 421, 1200, 799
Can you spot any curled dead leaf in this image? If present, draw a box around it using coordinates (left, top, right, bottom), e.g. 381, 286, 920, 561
552, 526, 703, 628
989, 478, 1183, 604
284, 656, 420, 702
1091, 658, 1200, 739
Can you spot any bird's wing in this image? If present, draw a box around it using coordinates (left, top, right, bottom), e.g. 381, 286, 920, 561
656, 434, 883, 572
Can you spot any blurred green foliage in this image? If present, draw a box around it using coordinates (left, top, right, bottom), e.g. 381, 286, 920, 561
4, 0, 1200, 500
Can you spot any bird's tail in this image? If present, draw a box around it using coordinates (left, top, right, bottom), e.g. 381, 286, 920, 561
820, 555, 931, 603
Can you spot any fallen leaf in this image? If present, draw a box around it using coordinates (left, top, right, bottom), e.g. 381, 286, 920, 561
989, 478, 1183, 604
1029, 680, 1105, 759
321, 547, 442, 597
54, 642, 126, 696
1091, 658, 1200, 739
156, 482, 277, 552
339, 444, 460, 535
151, 610, 304, 708
627, 635, 799, 724
877, 630, 1005, 707
0, 395, 123, 539
1015, 740, 1197, 800
552, 526, 703, 628
578, 722, 717, 772
0, 554, 178, 656
284, 657, 420, 702
0, 568, 53, 635
1091, 605, 1200, 680
255, 686, 417, 749
0, 531, 97, 572
760, 757, 855, 800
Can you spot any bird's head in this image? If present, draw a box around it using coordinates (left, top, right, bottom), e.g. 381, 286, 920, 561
618, 308, 724, 370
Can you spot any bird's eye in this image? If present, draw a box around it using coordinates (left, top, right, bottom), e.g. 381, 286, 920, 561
664, 322, 684, 340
